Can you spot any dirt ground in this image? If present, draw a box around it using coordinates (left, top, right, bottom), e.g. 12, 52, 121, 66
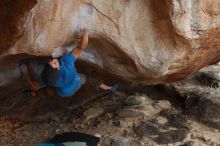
0, 89, 219, 146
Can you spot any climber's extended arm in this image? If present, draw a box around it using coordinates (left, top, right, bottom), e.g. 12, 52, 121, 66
72, 28, 88, 58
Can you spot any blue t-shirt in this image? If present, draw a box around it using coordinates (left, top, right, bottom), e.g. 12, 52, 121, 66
54, 52, 81, 97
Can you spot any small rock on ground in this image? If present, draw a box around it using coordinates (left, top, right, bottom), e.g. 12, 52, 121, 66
84, 107, 104, 120
124, 95, 146, 105
110, 138, 129, 146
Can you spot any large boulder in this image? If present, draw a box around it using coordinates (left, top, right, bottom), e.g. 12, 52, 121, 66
0, 0, 219, 85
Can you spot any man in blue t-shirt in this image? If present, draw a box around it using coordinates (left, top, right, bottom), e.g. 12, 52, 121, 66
20, 29, 113, 97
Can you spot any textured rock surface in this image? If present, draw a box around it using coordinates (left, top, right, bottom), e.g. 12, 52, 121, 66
135, 114, 189, 144
0, 0, 219, 85
173, 64, 220, 129
185, 93, 220, 129
118, 95, 172, 118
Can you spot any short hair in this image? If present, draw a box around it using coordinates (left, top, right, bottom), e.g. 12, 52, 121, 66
41, 64, 60, 87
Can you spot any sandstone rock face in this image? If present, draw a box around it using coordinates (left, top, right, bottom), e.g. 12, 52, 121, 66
0, 0, 219, 85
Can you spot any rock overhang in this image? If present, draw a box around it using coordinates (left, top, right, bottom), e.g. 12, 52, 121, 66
0, 0, 219, 86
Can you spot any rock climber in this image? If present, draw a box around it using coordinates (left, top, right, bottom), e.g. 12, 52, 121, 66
20, 28, 117, 97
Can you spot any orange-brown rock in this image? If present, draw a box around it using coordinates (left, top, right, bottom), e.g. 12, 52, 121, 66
0, 0, 219, 85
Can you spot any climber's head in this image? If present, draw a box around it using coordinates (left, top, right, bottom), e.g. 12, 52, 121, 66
48, 58, 60, 70
41, 58, 60, 86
